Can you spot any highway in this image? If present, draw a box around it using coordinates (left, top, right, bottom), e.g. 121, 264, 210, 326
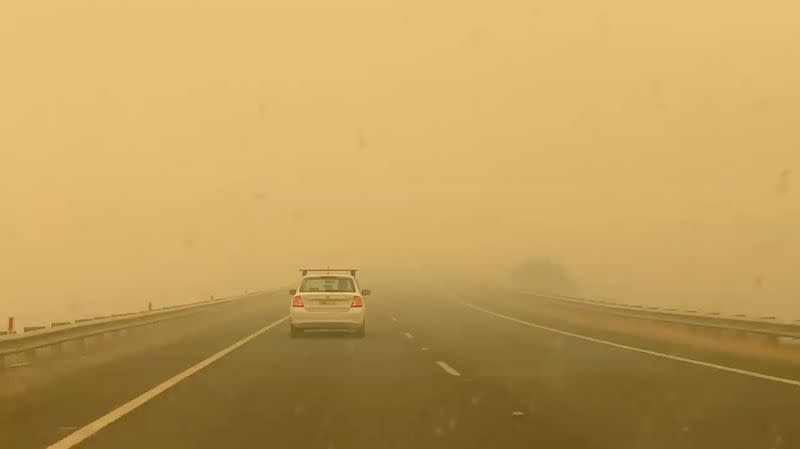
2, 286, 799, 449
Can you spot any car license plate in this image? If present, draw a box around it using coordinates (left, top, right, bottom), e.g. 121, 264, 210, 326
321, 300, 336, 305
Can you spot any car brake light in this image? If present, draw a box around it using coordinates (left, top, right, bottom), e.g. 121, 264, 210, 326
292, 295, 304, 307
351, 296, 363, 307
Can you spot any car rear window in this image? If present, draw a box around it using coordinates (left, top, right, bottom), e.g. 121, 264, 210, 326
299, 276, 356, 293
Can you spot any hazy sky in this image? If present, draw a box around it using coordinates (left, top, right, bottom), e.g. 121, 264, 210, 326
2, 0, 798, 324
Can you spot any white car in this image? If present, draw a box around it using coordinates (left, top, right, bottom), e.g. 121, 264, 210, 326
289, 269, 370, 337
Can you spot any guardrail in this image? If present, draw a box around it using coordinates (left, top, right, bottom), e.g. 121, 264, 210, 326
518, 291, 800, 341
0, 290, 270, 370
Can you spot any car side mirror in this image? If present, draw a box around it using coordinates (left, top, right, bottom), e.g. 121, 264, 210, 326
289, 289, 297, 295
361, 289, 371, 296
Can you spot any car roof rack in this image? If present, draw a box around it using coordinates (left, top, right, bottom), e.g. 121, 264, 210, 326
300, 268, 358, 276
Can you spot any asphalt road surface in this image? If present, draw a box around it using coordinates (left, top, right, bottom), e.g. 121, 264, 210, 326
2, 285, 799, 449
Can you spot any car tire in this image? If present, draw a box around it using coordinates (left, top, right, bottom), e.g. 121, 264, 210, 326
354, 323, 366, 338
290, 324, 303, 338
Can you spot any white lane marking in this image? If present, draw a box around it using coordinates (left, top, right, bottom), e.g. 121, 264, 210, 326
46, 315, 289, 449
511, 411, 525, 417
464, 303, 800, 388
391, 317, 398, 322
404, 332, 414, 339
435, 361, 461, 376
779, 337, 800, 346
421, 347, 430, 351
8, 362, 31, 368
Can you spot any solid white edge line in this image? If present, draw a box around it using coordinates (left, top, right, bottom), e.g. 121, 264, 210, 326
46, 315, 289, 449
464, 303, 800, 388
435, 361, 461, 376
404, 332, 414, 339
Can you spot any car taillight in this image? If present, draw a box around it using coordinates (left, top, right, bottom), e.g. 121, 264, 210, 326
351, 296, 363, 308
292, 295, 304, 307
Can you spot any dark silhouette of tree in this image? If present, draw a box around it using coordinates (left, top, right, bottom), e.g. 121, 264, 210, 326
509, 258, 579, 296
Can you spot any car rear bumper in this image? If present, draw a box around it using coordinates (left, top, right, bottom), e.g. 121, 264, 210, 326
290, 308, 365, 329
